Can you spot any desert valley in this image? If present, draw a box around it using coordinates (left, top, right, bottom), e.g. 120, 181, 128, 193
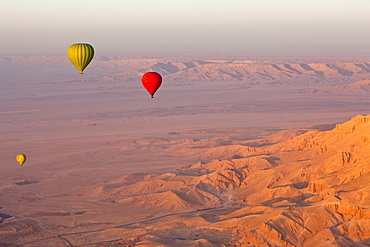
1, 55, 370, 246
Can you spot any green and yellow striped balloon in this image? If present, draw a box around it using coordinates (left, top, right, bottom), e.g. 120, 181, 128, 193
67, 43, 94, 75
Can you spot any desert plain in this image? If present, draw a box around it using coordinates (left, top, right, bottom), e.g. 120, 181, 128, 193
1, 55, 370, 246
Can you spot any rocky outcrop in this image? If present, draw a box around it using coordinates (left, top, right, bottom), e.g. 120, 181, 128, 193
51, 115, 370, 246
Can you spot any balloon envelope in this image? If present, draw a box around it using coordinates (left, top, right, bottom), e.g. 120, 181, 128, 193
67, 43, 94, 75
16, 154, 26, 165
142, 72, 162, 98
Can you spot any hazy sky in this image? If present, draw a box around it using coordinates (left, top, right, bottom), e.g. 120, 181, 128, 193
1, 0, 369, 56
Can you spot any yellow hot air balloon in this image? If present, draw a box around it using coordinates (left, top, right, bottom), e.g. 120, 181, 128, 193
67, 43, 94, 75
16, 154, 26, 165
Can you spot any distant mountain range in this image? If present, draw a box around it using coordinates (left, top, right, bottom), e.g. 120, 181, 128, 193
2, 56, 370, 83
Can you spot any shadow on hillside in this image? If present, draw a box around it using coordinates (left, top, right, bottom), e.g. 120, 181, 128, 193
262, 193, 314, 206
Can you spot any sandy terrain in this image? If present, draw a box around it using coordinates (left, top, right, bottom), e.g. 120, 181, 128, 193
1, 56, 370, 246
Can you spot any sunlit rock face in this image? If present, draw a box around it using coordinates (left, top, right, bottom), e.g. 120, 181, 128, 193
78, 114, 370, 246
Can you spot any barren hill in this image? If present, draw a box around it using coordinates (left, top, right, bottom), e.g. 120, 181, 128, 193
70, 115, 370, 246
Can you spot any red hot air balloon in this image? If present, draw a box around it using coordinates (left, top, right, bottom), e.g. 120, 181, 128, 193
142, 72, 162, 98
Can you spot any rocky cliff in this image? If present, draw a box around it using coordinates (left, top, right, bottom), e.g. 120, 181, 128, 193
89, 114, 370, 246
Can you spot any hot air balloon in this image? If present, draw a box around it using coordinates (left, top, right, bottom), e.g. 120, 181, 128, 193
67, 43, 94, 75
142, 72, 162, 98
16, 154, 26, 165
